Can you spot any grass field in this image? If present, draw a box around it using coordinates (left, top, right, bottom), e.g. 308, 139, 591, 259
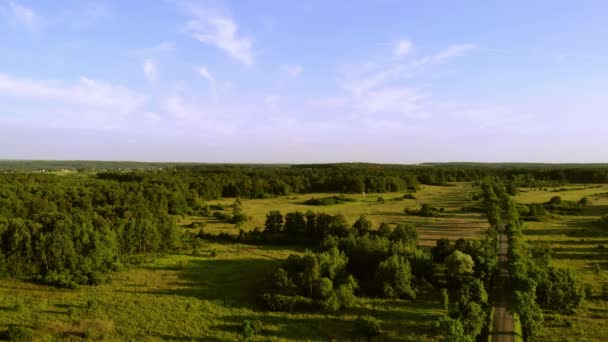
0, 183, 489, 341
183, 183, 488, 247
0, 243, 443, 341
514, 185, 608, 341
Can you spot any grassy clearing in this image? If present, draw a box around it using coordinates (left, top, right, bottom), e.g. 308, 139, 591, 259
514, 185, 608, 340
0, 242, 443, 341
183, 183, 487, 247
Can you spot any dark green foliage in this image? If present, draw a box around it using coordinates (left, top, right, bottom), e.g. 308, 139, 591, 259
434, 316, 473, 342
377, 222, 392, 238
353, 316, 382, 339
304, 195, 356, 206
405, 203, 443, 217
374, 255, 415, 299
389, 223, 418, 245
5, 326, 34, 341
241, 320, 262, 340
445, 251, 474, 277
352, 215, 373, 235
264, 210, 284, 233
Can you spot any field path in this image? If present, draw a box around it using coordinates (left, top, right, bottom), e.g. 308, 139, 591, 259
491, 223, 516, 342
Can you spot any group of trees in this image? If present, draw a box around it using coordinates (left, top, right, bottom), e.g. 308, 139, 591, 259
0, 174, 179, 287
259, 218, 429, 314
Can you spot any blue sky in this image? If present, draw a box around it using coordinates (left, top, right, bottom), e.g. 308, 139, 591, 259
1, 0, 608, 163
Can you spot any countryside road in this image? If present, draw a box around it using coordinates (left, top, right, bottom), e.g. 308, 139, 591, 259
491, 223, 516, 342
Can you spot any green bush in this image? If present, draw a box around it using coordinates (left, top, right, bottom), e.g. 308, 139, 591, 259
6, 326, 34, 341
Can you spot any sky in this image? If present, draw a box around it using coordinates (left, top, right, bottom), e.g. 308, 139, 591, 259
1, 0, 608, 163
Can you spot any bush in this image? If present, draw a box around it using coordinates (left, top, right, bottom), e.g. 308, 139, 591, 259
87, 299, 98, 310
6, 326, 34, 341
241, 320, 263, 340
13, 303, 26, 313
402, 193, 416, 199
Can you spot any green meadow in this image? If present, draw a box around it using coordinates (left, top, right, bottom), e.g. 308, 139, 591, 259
514, 185, 608, 341
0, 183, 487, 341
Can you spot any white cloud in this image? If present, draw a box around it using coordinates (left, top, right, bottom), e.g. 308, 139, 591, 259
6, 1, 37, 32
0, 73, 147, 115
183, 5, 254, 66
337, 43, 475, 119
195, 66, 215, 84
281, 64, 303, 77
394, 39, 413, 58
142, 58, 158, 82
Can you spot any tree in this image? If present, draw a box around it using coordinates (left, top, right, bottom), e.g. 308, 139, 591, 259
431, 238, 454, 262
445, 251, 474, 277
353, 215, 373, 235
514, 290, 543, 339
377, 222, 392, 238
284, 211, 306, 235
390, 223, 418, 245
435, 316, 473, 342
374, 255, 415, 299
264, 210, 284, 233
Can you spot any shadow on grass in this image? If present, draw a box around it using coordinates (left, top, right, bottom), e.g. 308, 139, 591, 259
119, 258, 281, 308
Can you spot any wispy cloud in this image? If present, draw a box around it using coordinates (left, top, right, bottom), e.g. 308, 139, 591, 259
195, 66, 215, 84
281, 64, 303, 77
0, 73, 147, 127
393, 39, 413, 58
6, 0, 38, 32
337, 43, 475, 119
142, 58, 158, 82
182, 4, 254, 66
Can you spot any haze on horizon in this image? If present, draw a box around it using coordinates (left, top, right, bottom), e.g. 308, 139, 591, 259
1, 0, 607, 163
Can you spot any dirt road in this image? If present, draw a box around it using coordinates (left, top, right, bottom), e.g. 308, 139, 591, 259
491, 224, 516, 342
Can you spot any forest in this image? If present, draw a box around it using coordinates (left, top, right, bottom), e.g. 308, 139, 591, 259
0, 162, 606, 341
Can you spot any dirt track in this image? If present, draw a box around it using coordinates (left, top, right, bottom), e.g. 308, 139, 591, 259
491, 224, 516, 342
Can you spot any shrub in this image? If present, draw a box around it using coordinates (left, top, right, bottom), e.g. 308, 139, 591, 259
13, 303, 26, 313
6, 326, 34, 341
241, 320, 262, 341
86, 299, 98, 310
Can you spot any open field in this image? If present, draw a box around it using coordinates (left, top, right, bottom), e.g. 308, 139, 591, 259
182, 183, 488, 247
0, 182, 491, 341
514, 185, 608, 340
0, 242, 443, 341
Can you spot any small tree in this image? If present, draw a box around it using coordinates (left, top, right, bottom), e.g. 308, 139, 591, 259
353, 215, 373, 235
441, 288, 449, 311
264, 211, 284, 233
445, 251, 475, 277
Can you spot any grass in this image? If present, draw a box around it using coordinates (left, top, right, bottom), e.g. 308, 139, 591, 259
0, 182, 491, 340
514, 184, 608, 340
0, 242, 444, 341
184, 183, 488, 247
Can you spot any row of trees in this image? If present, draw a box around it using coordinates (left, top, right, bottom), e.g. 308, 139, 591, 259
483, 179, 586, 339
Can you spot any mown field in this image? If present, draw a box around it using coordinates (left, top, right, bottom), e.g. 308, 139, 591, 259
514, 185, 608, 341
182, 183, 488, 247
0, 183, 487, 341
